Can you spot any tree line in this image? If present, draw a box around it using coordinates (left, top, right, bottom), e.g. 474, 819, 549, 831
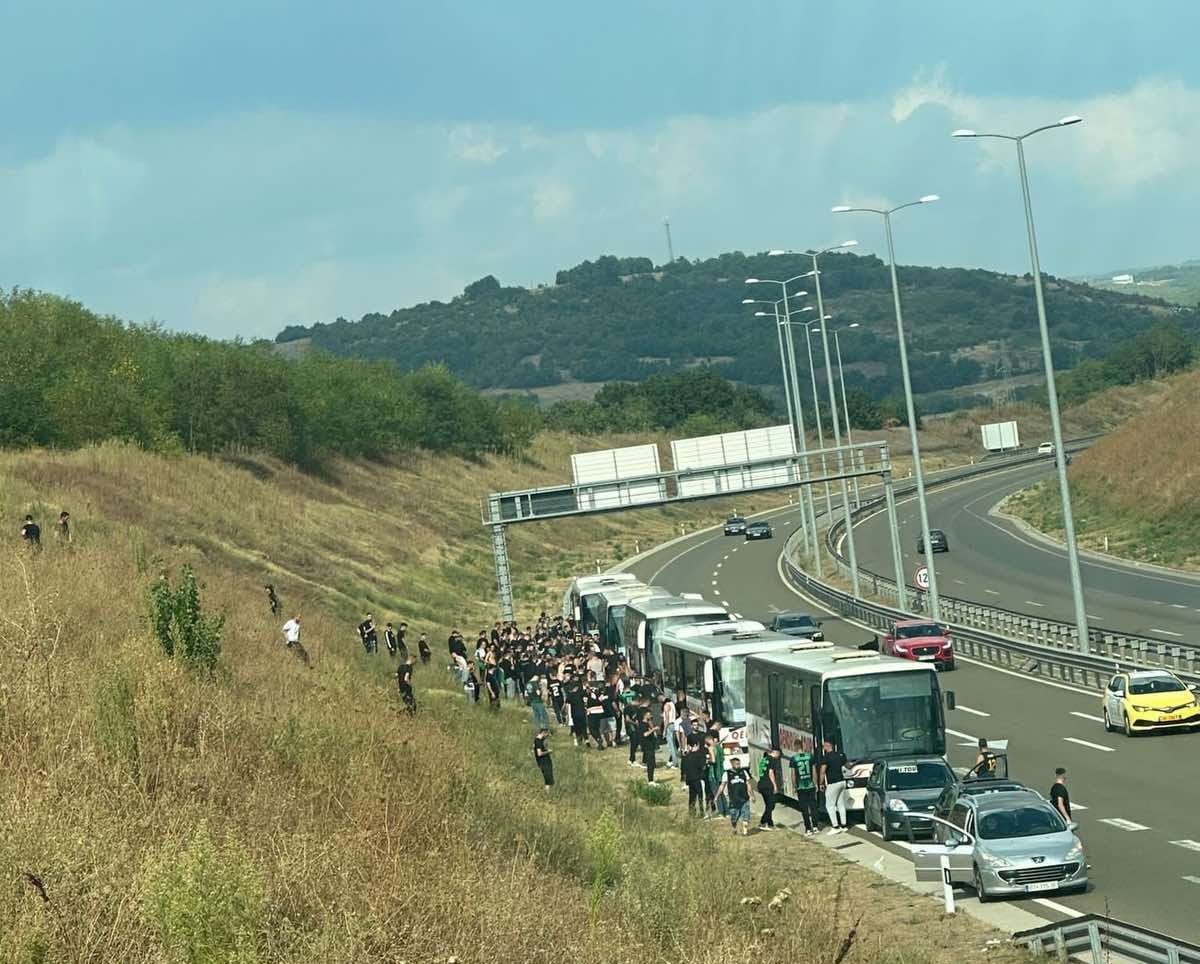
0, 290, 539, 465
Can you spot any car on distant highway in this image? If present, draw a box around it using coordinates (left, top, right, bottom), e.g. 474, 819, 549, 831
1102, 668, 1200, 737
915, 528, 949, 554
767, 611, 824, 640
863, 756, 956, 841
723, 515, 747, 536
744, 520, 773, 541
883, 619, 955, 670
1037, 441, 1054, 457
935, 787, 1088, 901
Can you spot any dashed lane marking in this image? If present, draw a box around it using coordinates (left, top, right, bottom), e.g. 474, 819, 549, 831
1184, 876, 1200, 885
946, 727, 977, 742
1150, 628, 1184, 637
1098, 818, 1149, 831
1170, 840, 1200, 852
1064, 737, 1115, 753
956, 705, 990, 717
1024, 600, 1045, 608
711, 580, 718, 586
716, 563, 723, 569
1171, 603, 1188, 609
984, 589, 1000, 595
1070, 712, 1105, 724
953, 579, 967, 585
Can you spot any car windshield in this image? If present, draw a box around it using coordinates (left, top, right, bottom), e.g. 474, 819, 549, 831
887, 761, 953, 790
977, 804, 1066, 840
1129, 675, 1188, 695
895, 624, 942, 639
727, 517, 744, 524
718, 655, 747, 723
777, 614, 816, 630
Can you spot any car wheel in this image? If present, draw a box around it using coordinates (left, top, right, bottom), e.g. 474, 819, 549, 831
1102, 707, 1113, 732
880, 818, 894, 842
1123, 711, 1134, 738
973, 865, 993, 903
944, 660, 956, 672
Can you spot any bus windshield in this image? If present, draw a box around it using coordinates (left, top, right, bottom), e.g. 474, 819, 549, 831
823, 671, 943, 761
580, 594, 603, 634
718, 655, 747, 723
605, 605, 627, 648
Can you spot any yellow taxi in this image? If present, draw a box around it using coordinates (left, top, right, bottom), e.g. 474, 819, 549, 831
1102, 669, 1200, 737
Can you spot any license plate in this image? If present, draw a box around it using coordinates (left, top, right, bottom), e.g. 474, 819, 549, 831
918, 655, 937, 661
1162, 714, 1181, 722
1025, 881, 1059, 893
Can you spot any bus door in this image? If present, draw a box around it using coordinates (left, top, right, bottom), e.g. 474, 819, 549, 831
766, 673, 785, 753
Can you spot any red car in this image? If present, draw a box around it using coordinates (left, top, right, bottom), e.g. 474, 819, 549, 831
883, 619, 955, 670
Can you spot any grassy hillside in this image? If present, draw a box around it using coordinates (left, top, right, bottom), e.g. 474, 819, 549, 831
276, 251, 1198, 411
1085, 260, 1200, 309
0, 436, 1033, 963
1004, 369, 1200, 569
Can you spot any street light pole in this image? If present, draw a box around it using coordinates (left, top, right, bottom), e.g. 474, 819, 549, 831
953, 116, 1090, 652
833, 197, 941, 619
833, 324, 862, 508
779, 311, 823, 574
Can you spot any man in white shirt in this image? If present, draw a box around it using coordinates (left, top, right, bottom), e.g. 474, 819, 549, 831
281, 615, 310, 666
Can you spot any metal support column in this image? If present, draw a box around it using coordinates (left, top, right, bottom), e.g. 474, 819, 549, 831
489, 519, 515, 622
883, 471, 907, 610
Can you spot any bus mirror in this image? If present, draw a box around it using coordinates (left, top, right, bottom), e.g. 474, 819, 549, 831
945, 691, 956, 711
703, 660, 715, 694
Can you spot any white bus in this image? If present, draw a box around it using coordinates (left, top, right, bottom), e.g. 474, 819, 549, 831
622, 595, 728, 681
562, 573, 641, 635
659, 622, 810, 765
595, 582, 672, 653
745, 646, 951, 809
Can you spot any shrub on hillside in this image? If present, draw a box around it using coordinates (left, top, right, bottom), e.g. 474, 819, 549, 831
627, 779, 673, 806
148, 566, 224, 671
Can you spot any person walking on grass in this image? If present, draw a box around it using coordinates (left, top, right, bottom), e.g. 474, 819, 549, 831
281, 614, 311, 666
417, 632, 431, 664
757, 746, 781, 831
819, 738, 849, 834
660, 694, 678, 769
533, 726, 554, 791
625, 694, 643, 768
57, 510, 71, 543
485, 660, 503, 712
640, 710, 660, 786
705, 733, 726, 818
790, 737, 820, 835
20, 515, 41, 551
528, 676, 551, 730
265, 584, 279, 617
396, 622, 410, 662
717, 756, 753, 837
358, 613, 378, 655
397, 656, 417, 714
566, 674, 588, 748
682, 738, 708, 817
383, 622, 399, 657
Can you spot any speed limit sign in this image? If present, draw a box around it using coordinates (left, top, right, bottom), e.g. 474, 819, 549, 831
914, 565, 930, 591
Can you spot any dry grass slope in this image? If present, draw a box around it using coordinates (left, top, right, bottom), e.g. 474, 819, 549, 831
0, 436, 1030, 963
1004, 371, 1200, 567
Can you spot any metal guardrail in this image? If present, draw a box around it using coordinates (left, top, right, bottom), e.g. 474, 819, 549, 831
820, 439, 1200, 675
1015, 914, 1200, 964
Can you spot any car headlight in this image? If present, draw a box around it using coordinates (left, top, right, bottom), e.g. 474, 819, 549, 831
980, 852, 1013, 868
886, 799, 909, 812
1064, 842, 1084, 862
1130, 704, 1154, 713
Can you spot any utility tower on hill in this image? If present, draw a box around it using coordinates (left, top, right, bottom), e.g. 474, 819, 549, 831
664, 216, 675, 264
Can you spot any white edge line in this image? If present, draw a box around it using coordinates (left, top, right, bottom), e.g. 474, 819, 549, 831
956, 705, 990, 718
1069, 711, 1104, 724
1063, 737, 1115, 752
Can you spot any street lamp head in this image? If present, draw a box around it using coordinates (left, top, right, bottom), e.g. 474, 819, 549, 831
951, 129, 977, 138
744, 278, 760, 284
741, 298, 756, 304
919, 194, 940, 204
1058, 115, 1083, 127
754, 311, 770, 317
830, 205, 853, 213
847, 322, 860, 329
789, 290, 808, 299
838, 240, 858, 249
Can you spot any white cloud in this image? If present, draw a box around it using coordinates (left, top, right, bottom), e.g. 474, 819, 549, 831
448, 124, 507, 163
531, 177, 574, 221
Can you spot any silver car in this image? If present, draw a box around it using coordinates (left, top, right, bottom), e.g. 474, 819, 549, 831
936, 789, 1088, 901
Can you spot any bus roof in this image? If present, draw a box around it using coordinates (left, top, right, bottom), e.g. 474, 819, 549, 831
670, 619, 766, 638
746, 645, 935, 680
662, 627, 805, 659
601, 583, 670, 606
570, 572, 640, 594
628, 595, 727, 619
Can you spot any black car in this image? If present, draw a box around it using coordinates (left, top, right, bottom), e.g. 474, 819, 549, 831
723, 515, 747, 536
916, 528, 949, 554
745, 521, 773, 540
768, 611, 824, 640
864, 756, 957, 840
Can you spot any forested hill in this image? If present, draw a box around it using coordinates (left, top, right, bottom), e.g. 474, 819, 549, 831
276, 252, 1198, 405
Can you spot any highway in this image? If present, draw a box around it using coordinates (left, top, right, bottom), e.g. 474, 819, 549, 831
624, 483, 1200, 940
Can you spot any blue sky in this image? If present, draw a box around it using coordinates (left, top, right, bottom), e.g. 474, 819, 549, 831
4, 1, 1200, 339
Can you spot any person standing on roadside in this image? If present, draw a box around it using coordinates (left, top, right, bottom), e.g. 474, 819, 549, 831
533, 726, 554, 791
485, 660, 503, 712
548, 673, 566, 725
819, 738, 849, 834
397, 656, 417, 714
640, 710, 660, 785
757, 746, 781, 831
625, 694, 643, 767
396, 622, 410, 662
566, 674, 588, 748
383, 622, 399, 657
661, 694, 678, 769
1050, 767, 1072, 821
358, 613, 378, 655
705, 732, 726, 818
790, 737, 820, 835
417, 632, 432, 664
528, 676, 551, 730
682, 738, 708, 817
717, 756, 753, 837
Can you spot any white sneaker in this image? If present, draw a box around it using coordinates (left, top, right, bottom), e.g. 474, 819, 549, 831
826, 828, 840, 836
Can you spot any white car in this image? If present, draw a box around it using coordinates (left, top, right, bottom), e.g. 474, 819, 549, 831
1037, 442, 1054, 457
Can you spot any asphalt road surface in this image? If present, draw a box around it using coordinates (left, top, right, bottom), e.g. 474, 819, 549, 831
625, 496, 1200, 940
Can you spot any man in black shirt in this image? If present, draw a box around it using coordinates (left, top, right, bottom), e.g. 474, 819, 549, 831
358, 613, 378, 654
1050, 767, 1072, 821
565, 676, 587, 747
485, 662, 503, 712
625, 696, 643, 767
640, 711, 660, 785
718, 756, 753, 836
264, 584, 279, 616
20, 515, 41, 550
383, 622, 399, 657
533, 727, 554, 790
57, 510, 71, 542
819, 738, 849, 834
417, 633, 432, 663
548, 675, 565, 724
397, 657, 417, 714
682, 741, 708, 816
396, 622, 410, 661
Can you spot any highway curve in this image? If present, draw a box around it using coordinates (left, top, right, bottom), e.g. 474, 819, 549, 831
624, 492, 1200, 940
